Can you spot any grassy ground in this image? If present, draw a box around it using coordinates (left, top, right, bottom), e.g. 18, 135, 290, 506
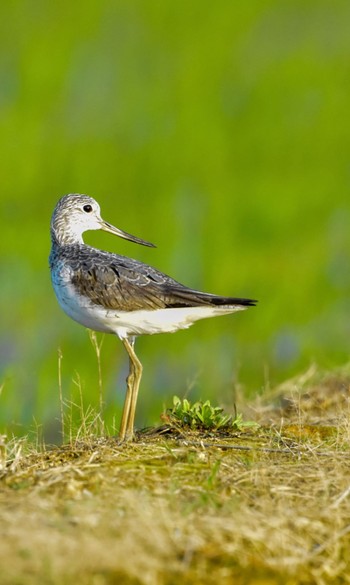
1, 367, 350, 585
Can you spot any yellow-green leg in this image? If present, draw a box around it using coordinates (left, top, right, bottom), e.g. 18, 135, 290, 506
119, 338, 143, 442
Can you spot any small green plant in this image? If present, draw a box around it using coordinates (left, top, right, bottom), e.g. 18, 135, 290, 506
166, 396, 256, 431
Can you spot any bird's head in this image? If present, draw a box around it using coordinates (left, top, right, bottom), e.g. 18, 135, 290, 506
50, 193, 155, 247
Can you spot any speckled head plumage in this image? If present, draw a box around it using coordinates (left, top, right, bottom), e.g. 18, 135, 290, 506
50, 193, 155, 247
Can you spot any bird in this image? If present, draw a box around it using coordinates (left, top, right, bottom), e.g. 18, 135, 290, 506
49, 194, 257, 441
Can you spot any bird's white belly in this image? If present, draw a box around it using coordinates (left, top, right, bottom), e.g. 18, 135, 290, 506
52, 272, 246, 340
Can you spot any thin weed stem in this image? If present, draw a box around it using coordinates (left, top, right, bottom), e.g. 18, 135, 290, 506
89, 331, 105, 435
58, 348, 64, 442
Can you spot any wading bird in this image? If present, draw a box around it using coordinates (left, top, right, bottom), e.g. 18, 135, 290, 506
49, 194, 256, 441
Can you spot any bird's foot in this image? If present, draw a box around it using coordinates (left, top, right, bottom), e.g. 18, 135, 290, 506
116, 430, 135, 445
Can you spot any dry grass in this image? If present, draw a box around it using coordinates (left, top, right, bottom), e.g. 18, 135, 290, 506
1, 368, 350, 585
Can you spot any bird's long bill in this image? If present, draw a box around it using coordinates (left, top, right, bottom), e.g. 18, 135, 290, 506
100, 220, 156, 248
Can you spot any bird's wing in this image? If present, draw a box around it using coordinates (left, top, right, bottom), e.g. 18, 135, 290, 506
70, 249, 256, 311
70, 251, 180, 310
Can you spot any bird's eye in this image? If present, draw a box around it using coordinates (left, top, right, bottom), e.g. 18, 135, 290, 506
83, 204, 93, 213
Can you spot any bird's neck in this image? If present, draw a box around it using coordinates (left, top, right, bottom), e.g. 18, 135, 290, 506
50, 218, 84, 246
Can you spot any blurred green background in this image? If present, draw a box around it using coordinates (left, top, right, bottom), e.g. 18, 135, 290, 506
1, 0, 350, 440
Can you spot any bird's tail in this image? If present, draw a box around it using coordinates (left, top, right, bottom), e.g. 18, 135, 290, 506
164, 286, 257, 309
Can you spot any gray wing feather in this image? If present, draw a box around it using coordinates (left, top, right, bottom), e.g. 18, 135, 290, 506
67, 246, 256, 311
